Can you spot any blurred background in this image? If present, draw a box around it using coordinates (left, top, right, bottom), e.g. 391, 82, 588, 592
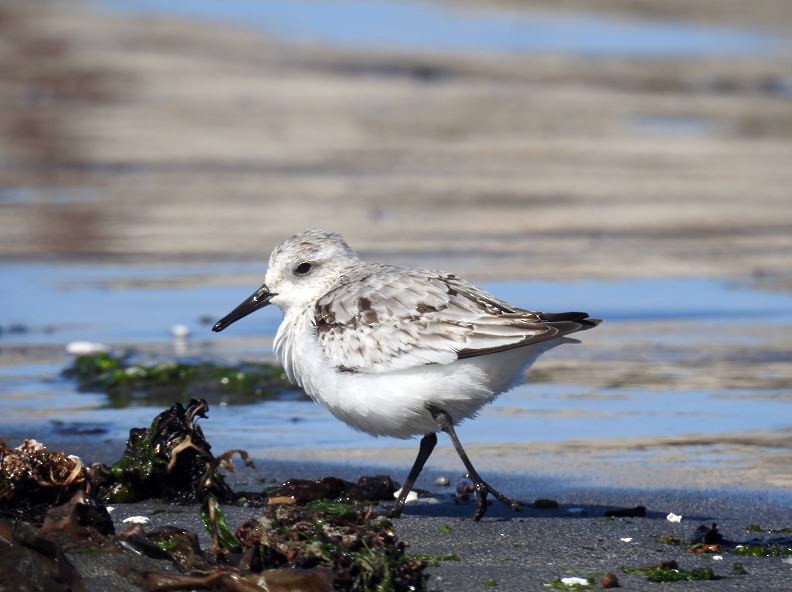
1, 0, 791, 490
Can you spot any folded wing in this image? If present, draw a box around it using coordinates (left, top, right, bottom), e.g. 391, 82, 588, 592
314, 265, 599, 373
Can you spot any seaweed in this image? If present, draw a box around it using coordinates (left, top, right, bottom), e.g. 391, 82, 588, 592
732, 561, 748, 575
1, 400, 427, 591
268, 475, 398, 505
733, 543, 792, 557
408, 553, 460, 567
0, 439, 89, 522
744, 524, 792, 534
233, 504, 427, 591
94, 399, 253, 504
201, 494, 241, 554
63, 352, 297, 406
621, 561, 717, 582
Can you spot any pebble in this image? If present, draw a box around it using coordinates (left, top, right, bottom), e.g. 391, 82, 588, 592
600, 572, 620, 588
455, 478, 475, 495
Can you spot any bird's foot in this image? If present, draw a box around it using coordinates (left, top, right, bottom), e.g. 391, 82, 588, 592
472, 480, 522, 521
388, 505, 404, 519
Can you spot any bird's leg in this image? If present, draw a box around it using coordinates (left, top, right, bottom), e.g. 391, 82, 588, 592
428, 405, 522, 521
389, 432, 437, 519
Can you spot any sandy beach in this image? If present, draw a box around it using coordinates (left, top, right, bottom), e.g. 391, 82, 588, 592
1, 1, 791, 590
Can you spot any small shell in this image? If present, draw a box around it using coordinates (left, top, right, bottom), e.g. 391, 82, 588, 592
393, 488, 419, 504
666, 512, 683, 523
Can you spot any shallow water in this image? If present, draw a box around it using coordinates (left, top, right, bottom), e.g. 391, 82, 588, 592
1, 261, 791, 479
97, 0, 783, 57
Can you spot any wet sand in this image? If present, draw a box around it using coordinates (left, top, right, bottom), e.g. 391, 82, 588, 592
41, 446, 792, 592
0, 0, 791, 283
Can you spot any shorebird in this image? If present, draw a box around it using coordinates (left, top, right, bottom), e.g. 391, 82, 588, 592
213, 229, 600, 520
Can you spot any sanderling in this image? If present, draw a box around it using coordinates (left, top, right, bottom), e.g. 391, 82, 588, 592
213, 229, 600, 520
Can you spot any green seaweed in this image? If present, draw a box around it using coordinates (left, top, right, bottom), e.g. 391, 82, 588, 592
734, 544, 792, 557
744, 524, 792, 534
482, 579, 497, 587
234, 504, 427, 591
96, 400, 250, 504
731, 562, 748, 575
201, 494, 241, 554
305, 499, 360, 519
621, 564, 717, 583
63, 352, 296, 406
153, 538, 180, 552
437, 524, 453, 534
657, 535, 683, 545
408, 554, 460, 567
745, 523, 764, 532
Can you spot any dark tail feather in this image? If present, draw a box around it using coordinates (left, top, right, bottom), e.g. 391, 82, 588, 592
539, 311, 602, 332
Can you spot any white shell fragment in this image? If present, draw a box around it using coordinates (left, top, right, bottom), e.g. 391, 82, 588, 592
666, 512, 683, 523
713, 555, 723, 561
620, 537, 633, 543
434, 476, 450, 487
66, 341, 109, 355
560, 576, 589, 586
393, 488, 419, 504
122, 516, 150, 525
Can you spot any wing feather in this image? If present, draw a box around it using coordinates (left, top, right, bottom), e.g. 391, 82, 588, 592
314, 265, 597, 373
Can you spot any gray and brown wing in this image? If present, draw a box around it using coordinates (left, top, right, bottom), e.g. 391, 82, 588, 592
313, 265, 599, 374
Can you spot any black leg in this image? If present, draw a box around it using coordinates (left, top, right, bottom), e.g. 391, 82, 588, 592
389, 432, 437, 518
428, 405, 522, 521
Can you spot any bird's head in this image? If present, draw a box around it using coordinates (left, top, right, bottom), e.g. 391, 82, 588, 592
213, 229, 359, 332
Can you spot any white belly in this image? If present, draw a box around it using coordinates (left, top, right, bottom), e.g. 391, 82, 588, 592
275, 314, 567, 439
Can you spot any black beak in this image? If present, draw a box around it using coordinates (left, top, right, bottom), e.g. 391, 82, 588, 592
212, 284, 275, 332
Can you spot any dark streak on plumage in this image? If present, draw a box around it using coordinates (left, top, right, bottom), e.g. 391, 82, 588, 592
416, 302, 441, 314
312, 263, 601, 372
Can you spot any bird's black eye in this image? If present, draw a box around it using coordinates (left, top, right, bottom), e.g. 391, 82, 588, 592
294, 262, 312, 276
